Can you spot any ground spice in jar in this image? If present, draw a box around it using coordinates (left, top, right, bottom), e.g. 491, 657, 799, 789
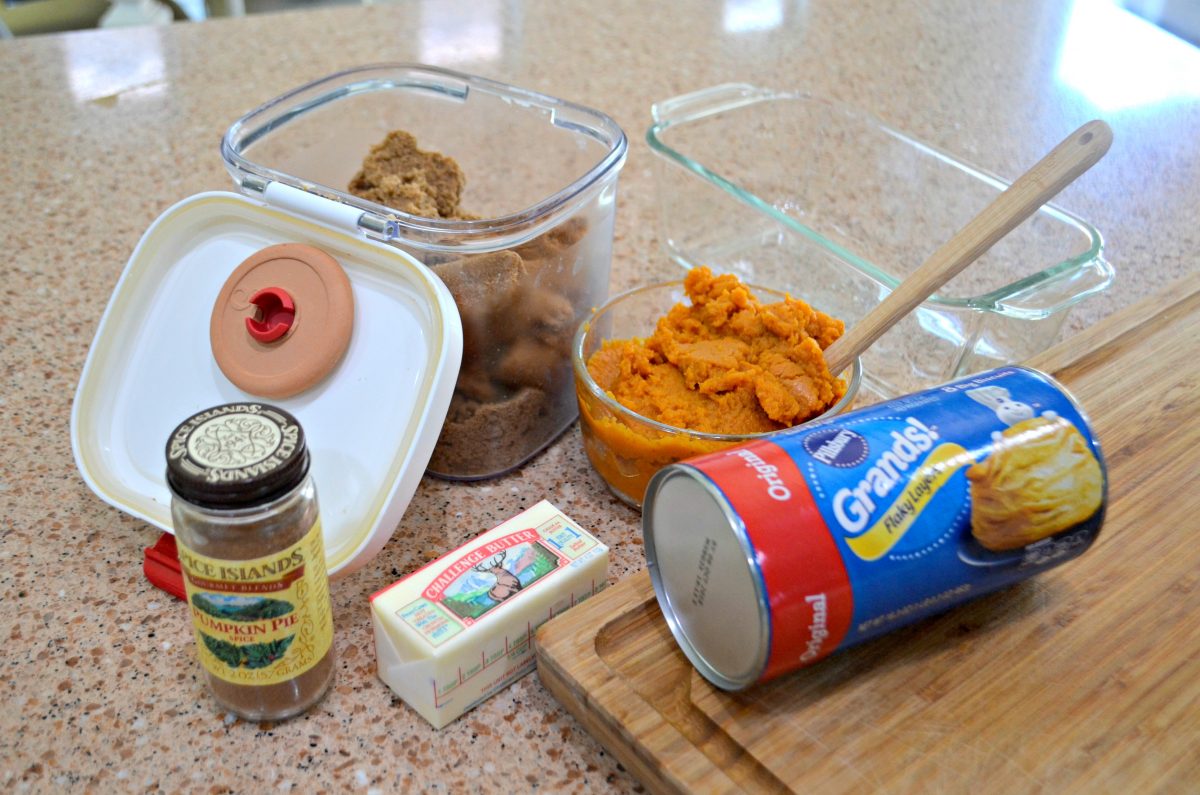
166, 403, 335, 720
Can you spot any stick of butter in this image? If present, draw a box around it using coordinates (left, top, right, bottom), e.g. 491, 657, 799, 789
371, 500, 609, 728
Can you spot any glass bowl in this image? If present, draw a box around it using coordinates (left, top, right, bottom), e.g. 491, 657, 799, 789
573, 280, 862, 508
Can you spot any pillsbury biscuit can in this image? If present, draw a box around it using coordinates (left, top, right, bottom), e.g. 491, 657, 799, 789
642, 366, 1106, 691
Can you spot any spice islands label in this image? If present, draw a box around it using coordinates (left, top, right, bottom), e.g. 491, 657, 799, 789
178, 520, 333, 686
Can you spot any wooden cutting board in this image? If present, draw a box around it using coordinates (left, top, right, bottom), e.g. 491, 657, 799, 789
535, 272, 1200, 794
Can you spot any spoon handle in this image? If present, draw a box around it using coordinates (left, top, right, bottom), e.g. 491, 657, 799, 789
823, 120, 1113, 377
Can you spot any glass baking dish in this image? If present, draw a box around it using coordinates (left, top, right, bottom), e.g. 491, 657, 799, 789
223, 64, 627, 479
647, 84, 1113, 400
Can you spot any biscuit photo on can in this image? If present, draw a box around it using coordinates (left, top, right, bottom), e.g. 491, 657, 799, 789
963, 387, 1104, 552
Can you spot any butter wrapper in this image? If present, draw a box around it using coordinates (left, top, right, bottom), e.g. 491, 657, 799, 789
371, 500, 608, 728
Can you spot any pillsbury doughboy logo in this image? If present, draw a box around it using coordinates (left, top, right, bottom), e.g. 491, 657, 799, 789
803, 427, 868, 468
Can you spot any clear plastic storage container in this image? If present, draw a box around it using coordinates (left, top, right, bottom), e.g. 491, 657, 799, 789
222, 64, 627, 479
648, 84, 1113, 401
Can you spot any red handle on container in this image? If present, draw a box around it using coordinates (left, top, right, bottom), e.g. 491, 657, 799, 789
143, 533, 185, 600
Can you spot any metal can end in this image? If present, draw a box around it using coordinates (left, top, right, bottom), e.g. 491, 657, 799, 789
643, 465, 771, 691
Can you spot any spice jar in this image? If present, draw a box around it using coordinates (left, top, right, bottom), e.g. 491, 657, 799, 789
166, 402, 335, 720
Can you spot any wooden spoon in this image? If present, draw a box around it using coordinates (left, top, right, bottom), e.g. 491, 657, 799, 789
822, 120, 1113, 377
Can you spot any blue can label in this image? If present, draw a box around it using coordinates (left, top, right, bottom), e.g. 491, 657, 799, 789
683, 366, 1107, 675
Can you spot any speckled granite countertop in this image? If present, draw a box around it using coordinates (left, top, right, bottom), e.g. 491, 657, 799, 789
2, 1, 1198, 791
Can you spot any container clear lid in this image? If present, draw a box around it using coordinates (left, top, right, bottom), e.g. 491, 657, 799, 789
71, 190, 463, 577
221, 63, 629, 252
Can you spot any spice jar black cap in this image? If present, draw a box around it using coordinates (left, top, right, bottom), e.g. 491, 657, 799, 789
165, 403, 310, 509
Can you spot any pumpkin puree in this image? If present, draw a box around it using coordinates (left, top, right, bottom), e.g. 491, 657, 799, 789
579, 267, 848, 506
587, 267, 846, 434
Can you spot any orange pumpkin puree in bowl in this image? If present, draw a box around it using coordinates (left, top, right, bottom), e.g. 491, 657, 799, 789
577, 267, 852, 507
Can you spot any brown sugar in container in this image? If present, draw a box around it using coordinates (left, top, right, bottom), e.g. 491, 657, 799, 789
166, 402, 335, 720
220, 65, 628, 479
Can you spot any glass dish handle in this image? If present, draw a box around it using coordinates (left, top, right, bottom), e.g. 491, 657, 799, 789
651, 83, 771, 126
997, 255, 1116, 318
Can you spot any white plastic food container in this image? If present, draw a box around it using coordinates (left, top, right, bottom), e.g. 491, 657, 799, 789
71, 185, 463, 578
